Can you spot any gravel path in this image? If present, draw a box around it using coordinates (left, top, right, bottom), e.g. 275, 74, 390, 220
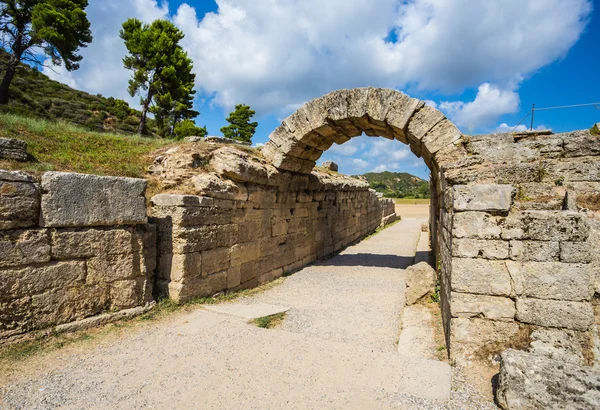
0, 218, 497, 409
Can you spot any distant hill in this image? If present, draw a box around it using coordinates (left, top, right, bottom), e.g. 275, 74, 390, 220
362, 171, 430, 198
0, 51, 157, 135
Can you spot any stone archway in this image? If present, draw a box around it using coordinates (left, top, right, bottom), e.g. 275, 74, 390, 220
261, 87, 467, 174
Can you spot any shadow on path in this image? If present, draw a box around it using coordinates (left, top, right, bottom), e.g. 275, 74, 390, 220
315, 254, 415, 269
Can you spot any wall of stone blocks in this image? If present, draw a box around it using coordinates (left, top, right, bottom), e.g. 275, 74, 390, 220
441, 130, 600, 362
0, 171, 155, 342
151, 172, 384, 303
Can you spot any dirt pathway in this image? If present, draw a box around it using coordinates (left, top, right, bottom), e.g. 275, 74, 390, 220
0, 218, 474, 410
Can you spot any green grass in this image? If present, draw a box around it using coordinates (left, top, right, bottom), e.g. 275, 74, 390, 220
250, 312, 286, 329
0, 113, 173, 178
393, 198, 431, 204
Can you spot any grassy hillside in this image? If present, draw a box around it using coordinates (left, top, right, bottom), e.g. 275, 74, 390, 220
0, 51, 157, 135
0, 113, 171, 178
362, 171, 430, 198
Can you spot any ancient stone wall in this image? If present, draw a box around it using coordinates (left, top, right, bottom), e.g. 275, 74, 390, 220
151, 147, 385, 302
0, 171, 155, 342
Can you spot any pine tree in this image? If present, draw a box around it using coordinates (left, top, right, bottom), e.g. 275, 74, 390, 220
120, 18, 197, 136
220, 104, 258, 143
0, 0, 92, 105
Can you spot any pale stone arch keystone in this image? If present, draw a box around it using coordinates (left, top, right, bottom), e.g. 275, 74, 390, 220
261, 87, 467, 174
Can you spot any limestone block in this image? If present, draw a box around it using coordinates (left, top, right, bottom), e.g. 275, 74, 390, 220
0, 171, 40, 230
452, 239, 509, 259
40, 172, 147, 228
453, 184, 514, 212
157, 252, 201, 282
201, 247, 231, 276
507, 261, 592, 302
366, 88, 399, 125
385, 94, 423, 143
210, 147, 269, 185
51, 228, 134, 260
151, 194, 214, 207
322, 161, 338, 172
560, 241, 592, 263
450, 318, 520, 361
451, 293, 515, 321
0, 261, 86, 300
509, 241, 559, 262
346, 87, 370, 119
496, 349, 600, 410
0, 229, 50, 268
453, 212, 502, 239
247, 185, 277, 208
0, 138, 28, 161
231, 242, 261, 266
421, 119, 462, 159
192, 172, 248, 201
168, 271, 228, 303
563, 131, 600, 158
407, 106, 445, 146
153, 205, 232, 227
109, 279, 146, 309
405, 262, 436, 305
272, 219, 289, 237
87, 253, 140, 283
451, 258, 512, 296
501, 211, 589, 242
529, 328, 589, 365
516, 298, 594, 331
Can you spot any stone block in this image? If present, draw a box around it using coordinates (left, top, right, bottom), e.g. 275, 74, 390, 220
450, 317, 520, 361
0, 261, 86, 300
272, 219, 289, 237
405, 262, 436, 305
509, 241, 559, 262
322, 161, 338, 172
109, 279, 146, 309
501, 211, 589, 242
0, 173, 40, 230
231, 242, 261, 266
453, 212, 502, 239
407, 106, 445, 146
201, 247, 230, 276
560, 241, 592, 263
529, 328, 589, 365
51, 228, 134, 260
385, 94, 422, 143
451, 293, 515, 321
507, 261, 592, 302
0, 138, 28, 161
0, 229, 50, 268
210, 146, 269, 184
87, 253, 140, 283
421, 119, 462, 159
452, 239, 509, 259
192, 172, 248, 201
516, 298, 594, 331
157, 252, 201, 282
40, 172, 147, 228
452, 258, 512, 296
496, 349, 600, 410
453, 184, 514, 212
151, 194, 214, 207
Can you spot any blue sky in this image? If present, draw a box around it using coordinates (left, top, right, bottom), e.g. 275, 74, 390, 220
43, 0, 599, 179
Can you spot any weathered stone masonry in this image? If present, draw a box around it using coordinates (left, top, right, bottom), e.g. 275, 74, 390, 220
0, 171, 155, 341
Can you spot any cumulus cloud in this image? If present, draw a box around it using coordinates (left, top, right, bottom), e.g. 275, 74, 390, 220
496, 123, 550, 133
439, 83, 520, 131
41, 0, 591, 127
173, 0, 591, 115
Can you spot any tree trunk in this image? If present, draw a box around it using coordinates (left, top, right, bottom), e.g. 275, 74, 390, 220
137, 87, 154, 135
0, 60, 18, 105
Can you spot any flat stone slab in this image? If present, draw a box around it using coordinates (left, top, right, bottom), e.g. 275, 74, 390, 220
203, 303, 290, 319
40, 172, 147, 228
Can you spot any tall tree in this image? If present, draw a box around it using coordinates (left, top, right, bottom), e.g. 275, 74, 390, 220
220, 104, 258, 143
0, 0, 92, 105
120, 18, 197, 136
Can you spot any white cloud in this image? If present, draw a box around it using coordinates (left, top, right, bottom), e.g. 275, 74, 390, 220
372, 164, 387, 173
496, 123, 550, 133
173, 0, 591, 114
439, 83, 520, 131
352, 158, 370, 168
41, 0, 591, 127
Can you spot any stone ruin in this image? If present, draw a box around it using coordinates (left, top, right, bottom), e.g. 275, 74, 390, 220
1, 87, 599, 408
